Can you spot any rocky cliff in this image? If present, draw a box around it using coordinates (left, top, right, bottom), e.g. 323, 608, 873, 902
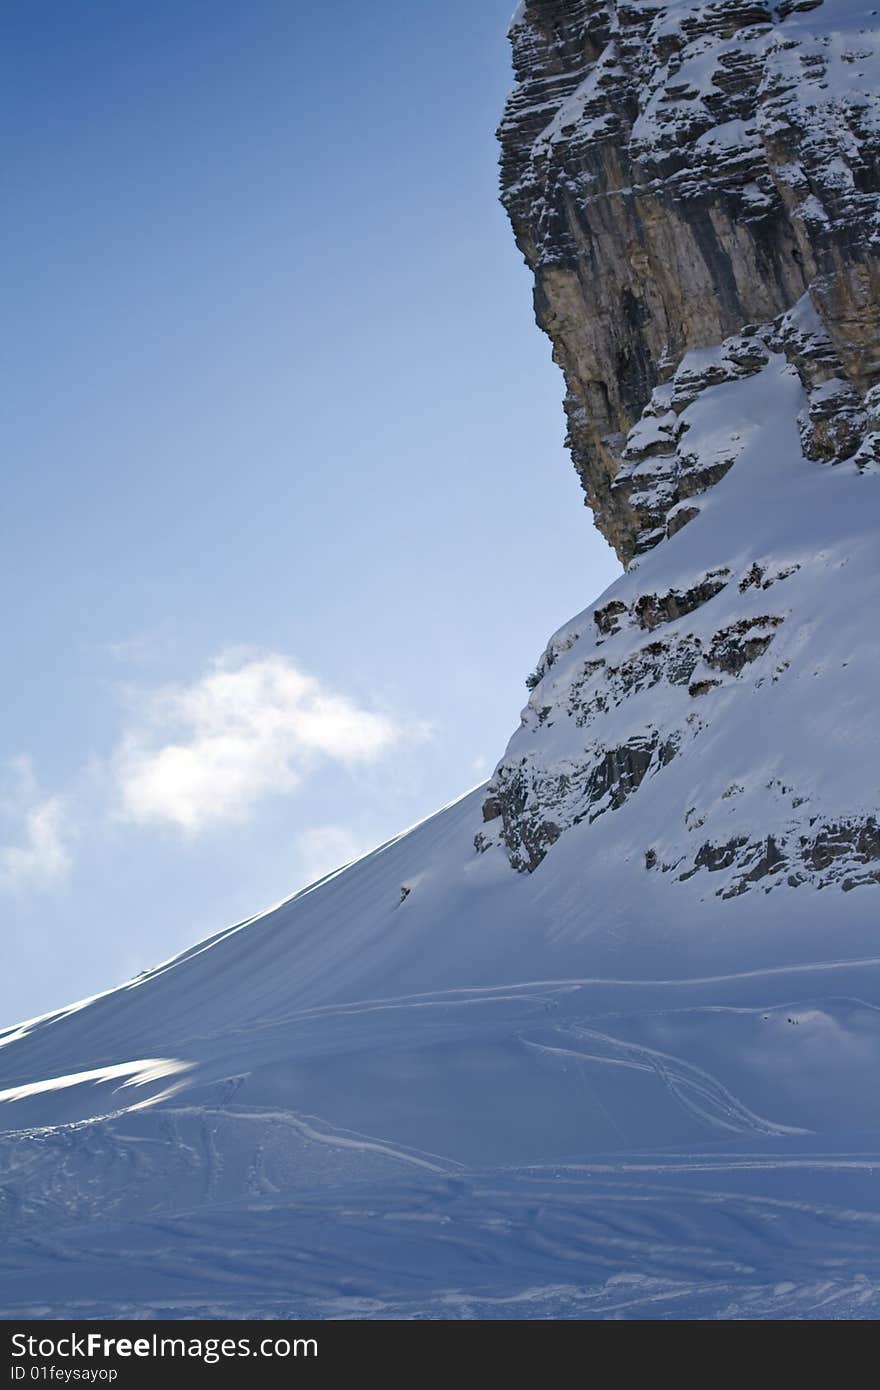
499, 0, 879, 561
2, 5, 880, 1320
481, 0, 880, 896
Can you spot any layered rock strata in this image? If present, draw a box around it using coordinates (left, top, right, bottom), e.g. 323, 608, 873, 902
499, 0, 880, 561
482, 0, 880, 897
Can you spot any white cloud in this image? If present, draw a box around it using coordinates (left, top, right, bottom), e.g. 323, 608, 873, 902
295, 825, 370, 886
0, 783, 71, 889
116, 651, 408, 832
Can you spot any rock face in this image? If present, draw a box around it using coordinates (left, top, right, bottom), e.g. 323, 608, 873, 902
2, 7, 880, 1322
499, 0, 880, 562
481, 0, 880, 897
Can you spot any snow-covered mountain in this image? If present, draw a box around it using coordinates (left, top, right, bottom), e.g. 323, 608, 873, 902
491, 0, 880, 890
1, 0, 879, 1319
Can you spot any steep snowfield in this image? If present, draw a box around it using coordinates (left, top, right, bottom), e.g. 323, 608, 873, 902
2, 0, 879, 1322
1, 367, 879, 1314
479, 325, 880, 890
1, 777, 880, 1317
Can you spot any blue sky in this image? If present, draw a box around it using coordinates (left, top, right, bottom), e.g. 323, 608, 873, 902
2, 0, 619, 1020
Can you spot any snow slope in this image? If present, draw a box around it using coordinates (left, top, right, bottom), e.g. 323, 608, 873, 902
1, 733, 879, 1316
1, 0, 879, 1318
479, 322, 880, 891
1, 341, 879, 1323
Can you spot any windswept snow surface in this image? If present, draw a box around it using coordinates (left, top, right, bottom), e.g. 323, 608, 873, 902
1, 776, 880, 1318
2, 356, 880, 1317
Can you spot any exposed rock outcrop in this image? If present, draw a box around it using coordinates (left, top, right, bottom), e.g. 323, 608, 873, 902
482, 1, 880, 899
499, 0, 880, 562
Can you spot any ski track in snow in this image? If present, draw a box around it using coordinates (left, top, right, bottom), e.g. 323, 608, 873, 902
2, 0, 878, 1322
3, 946, 880, 1318
2, 1155, 880, 1320
1, 794, 879, 1319
519, 1022, 809, 1138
